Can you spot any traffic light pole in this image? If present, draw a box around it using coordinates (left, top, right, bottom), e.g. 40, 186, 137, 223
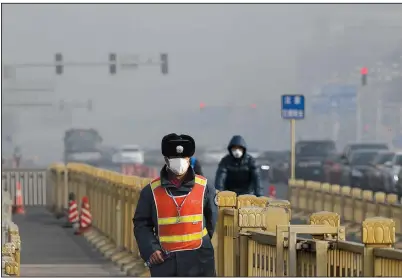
3, 52, 169, 76
356, 86, 363, 142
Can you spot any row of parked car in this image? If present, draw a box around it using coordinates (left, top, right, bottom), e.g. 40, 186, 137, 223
294, 141, 402, 197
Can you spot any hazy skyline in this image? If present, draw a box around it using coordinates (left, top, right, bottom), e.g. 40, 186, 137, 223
3, 4, 402, 163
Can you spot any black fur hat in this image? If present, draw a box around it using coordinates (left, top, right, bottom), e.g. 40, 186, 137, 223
161, 133, 195, 158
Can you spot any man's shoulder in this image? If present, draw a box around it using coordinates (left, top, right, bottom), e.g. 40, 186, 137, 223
140, 179, 160, 195
243, 153, 257, 165
219, 154, 232, 164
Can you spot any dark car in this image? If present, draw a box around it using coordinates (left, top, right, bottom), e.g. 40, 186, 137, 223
65, 145, 117, 169
323, 153, 345, 184
65, 150, 103, 165
342, 149, 380, 189
381, 153, 402, 195
396, 167, 402, 199
63, 128, 103, 163
256, 151, 289, 183
342, 143, 388, 161
365, 151, 395, 192
295, 140, 337, 181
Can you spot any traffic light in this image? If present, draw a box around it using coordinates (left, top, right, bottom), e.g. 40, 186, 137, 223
160, 53, 168, 75
361, 67, 368, 86
199, 102, 205, 110
109, 53, 117, 75
55, 53, 63, 75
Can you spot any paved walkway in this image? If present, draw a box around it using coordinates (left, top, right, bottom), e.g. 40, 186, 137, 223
13, 207, 125, 276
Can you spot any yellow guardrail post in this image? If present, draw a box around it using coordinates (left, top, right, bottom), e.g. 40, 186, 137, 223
362, 217, 396, 276
215, 191, 237, 276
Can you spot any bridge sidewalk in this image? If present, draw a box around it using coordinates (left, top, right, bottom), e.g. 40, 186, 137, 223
13, 207, 125, 276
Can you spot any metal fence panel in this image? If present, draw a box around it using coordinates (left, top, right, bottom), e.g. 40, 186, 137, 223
1, 169, 47, 206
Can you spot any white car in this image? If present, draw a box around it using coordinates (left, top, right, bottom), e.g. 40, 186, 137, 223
112, 145, 145, 164
385, 152, 402, 183
201, 148, 227, 164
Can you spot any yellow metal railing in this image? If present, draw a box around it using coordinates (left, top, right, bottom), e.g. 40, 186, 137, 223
1, 189, 22, 276
288, 179, 402, 242
47, 164, 402, 277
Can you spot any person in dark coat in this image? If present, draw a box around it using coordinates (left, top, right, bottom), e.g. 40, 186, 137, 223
190, 156, 204, 176
215, 135, 263, 196
133, 133, 218, 277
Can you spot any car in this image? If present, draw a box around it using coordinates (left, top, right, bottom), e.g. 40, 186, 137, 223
342, 143, 388, 161
323, 153, 345, 184
396, 167, 402, 199
248, 149, 262, 159
365, 151, 395, 193
256, 151, 290, 183
63, 128, 103, 163
65, 150, 103, 165
295, 140, 337, 182
144, 149, 166, 167
112, 145, 145, 165
342, 149, 380, 189
381, 152, 402, 194
200, 147, 227, 165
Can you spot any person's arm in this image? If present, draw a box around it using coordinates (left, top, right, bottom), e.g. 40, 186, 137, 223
194, 159, 204, 176
249, 156, 263, 197
133, 185, 161, 262
203, 181, 218, 238
215, 158, 228, 191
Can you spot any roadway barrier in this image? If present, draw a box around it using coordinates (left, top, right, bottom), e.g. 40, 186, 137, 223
288, 179, 402, 244
1, 189, 22, 276
1, 169, 48, 206
47, 163, 402, 277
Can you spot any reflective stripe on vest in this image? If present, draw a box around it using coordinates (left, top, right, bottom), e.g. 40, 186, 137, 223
150, 175, 207, 252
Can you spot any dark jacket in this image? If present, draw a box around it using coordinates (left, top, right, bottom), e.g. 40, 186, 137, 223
133, 166, 217, 277
191, 157, 204, 176
215, 135, 263, 196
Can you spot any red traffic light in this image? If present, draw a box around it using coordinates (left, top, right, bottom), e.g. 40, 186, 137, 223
250, 103, 257, 109
199, 102, 205, 109
361, 67, 368, 75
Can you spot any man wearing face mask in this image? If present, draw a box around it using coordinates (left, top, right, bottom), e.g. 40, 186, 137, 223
215, 135, 263, 196
133, 133, 218, 277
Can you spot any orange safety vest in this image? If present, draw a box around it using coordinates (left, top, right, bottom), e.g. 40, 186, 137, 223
150, 175, 208, 252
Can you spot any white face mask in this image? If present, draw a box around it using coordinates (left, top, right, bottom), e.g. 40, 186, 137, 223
231, 149, 243, 158
167, 158, 189, 175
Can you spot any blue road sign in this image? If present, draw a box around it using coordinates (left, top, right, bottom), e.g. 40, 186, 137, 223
311, 96, 331, 114
321, 84, 357, 98
311, 84, 357, 115
281, 95, 305, 120
392, 133, 402, 149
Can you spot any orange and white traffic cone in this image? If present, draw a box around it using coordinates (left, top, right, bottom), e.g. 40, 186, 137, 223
75, 196, 92, 235
64, 199, 79, 228
13, 181, 25, 214
269, 185, 277, 199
